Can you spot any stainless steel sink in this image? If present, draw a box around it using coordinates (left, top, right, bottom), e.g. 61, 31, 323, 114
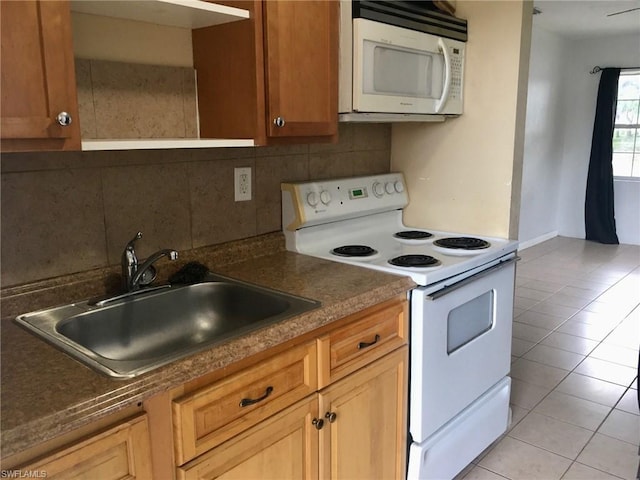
15, 274, 320, 378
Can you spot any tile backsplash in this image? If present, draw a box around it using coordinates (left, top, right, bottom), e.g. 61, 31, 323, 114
1, 124, 391, 287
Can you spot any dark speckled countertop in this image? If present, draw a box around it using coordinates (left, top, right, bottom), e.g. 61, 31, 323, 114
0, 233, 414, 459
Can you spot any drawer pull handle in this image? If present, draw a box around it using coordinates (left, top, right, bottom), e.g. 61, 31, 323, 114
358, 334, 381, 350
239, 386, 274, 407
312, 418, 325, 430
325, 411, 337, 423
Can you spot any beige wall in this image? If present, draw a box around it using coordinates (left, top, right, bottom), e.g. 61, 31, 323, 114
72, 13, 194, 67
0, 124, 391, 287
391, 1, 532, 239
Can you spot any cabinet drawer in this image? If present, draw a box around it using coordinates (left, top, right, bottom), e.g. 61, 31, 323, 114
318, 298, 407, 388
20, 414, 152, 479
173, 341, 318, 465
177, 396, 319, 480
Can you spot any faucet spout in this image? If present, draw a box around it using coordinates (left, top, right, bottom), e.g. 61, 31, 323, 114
121, 232, 178, 292
130, 249, 178, 292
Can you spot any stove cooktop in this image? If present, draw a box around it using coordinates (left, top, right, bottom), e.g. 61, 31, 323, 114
282, 173, 519, 287
288, 210, 517, 286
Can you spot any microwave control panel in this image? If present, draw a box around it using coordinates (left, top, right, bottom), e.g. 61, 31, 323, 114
449, 47, 464, 100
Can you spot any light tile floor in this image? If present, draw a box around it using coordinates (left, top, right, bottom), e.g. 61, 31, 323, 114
460, 236, 640, 480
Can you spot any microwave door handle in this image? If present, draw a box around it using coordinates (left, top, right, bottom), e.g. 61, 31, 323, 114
435, 38, 451, 113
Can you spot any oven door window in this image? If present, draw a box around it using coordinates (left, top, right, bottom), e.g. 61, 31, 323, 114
447, 290, 494, 354
362, 40, 444, 99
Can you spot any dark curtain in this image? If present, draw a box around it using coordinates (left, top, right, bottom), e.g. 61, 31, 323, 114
584, 67, 621, 244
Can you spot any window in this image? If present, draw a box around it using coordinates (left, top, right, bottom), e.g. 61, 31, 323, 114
612, 71, 640, 178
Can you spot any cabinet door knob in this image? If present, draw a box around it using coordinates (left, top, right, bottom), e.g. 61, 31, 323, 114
325, 411, 337, 423
56, 112, 72, 126
273, 117, 286, 128
312, 418, 325, 430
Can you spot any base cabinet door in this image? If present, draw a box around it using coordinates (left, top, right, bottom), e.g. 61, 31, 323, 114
20, 414, 153, 479
318, 347, 408, 480
177, 396, 319, 480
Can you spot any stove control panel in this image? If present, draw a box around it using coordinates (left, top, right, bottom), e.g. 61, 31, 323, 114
282, 173, 408, 230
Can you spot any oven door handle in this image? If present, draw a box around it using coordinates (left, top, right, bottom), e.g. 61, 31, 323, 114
427, 256, 518, 301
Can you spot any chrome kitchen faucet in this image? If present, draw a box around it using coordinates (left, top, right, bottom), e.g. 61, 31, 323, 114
121, 232, 178, 292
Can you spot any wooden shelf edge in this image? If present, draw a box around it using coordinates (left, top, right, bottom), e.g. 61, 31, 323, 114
81, 139, 255, 150
70, 0, 249, 30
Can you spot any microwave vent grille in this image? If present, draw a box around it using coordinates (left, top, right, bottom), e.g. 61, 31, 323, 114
352, 0, 468, 42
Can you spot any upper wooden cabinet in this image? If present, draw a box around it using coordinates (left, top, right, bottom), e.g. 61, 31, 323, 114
0, 0, 81, 152
0, 0, 337, 151
193, 0, 339, 146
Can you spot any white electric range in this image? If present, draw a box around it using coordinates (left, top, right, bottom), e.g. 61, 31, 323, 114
282, 173, 518, 479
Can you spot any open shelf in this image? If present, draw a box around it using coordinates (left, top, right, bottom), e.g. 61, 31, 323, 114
70, 0, 249, 29
81, 139, 255, 151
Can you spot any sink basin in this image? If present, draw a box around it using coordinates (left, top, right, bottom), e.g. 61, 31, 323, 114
15, 275, 320, 378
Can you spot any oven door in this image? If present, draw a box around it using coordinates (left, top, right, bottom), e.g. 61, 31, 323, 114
409, 256, 516, 442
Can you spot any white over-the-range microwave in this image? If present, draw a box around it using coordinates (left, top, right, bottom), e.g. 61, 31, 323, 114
339, 0, 467, 122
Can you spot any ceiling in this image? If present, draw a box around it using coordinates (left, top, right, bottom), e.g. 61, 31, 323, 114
532, 0, 640, 38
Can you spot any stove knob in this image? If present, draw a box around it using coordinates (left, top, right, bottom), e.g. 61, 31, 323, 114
372, 182, 385, 198
385, 182, 395, 195
394, 181, 404, 193
306, 191, 319, 207
320, 190, 331, 205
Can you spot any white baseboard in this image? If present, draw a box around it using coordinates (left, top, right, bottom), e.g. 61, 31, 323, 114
518, 231, 558, 250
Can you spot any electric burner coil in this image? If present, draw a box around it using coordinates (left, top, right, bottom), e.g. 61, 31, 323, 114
433, 237, 490, 250
331, 245, 378, 257
394, 230, 433, 240
388, 254, 441, 268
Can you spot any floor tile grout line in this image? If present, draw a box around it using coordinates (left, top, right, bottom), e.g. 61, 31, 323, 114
504, 358, 637, 478
511, 276, 639, 370
511, 354, 638, 390
511, 340, 638, 475
465, 463, 511, 480
561, 461, 629, 480
561, 399, 640, 478
466, 238, 640, 480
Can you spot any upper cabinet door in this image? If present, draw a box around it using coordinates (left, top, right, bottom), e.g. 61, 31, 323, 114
1, 0, 81, 152
262, 0, 338, 139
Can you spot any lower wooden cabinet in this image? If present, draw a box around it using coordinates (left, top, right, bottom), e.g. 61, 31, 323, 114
20, 414, 153, 479
172, 341, 318, 465
177, 347, 408, 480
177, 396, 319, 480
8, 298, 408, 480
168, 298, 409, 480
319, 347, 408, 480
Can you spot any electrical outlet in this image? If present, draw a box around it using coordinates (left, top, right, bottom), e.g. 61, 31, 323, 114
234, 167, 252, 202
